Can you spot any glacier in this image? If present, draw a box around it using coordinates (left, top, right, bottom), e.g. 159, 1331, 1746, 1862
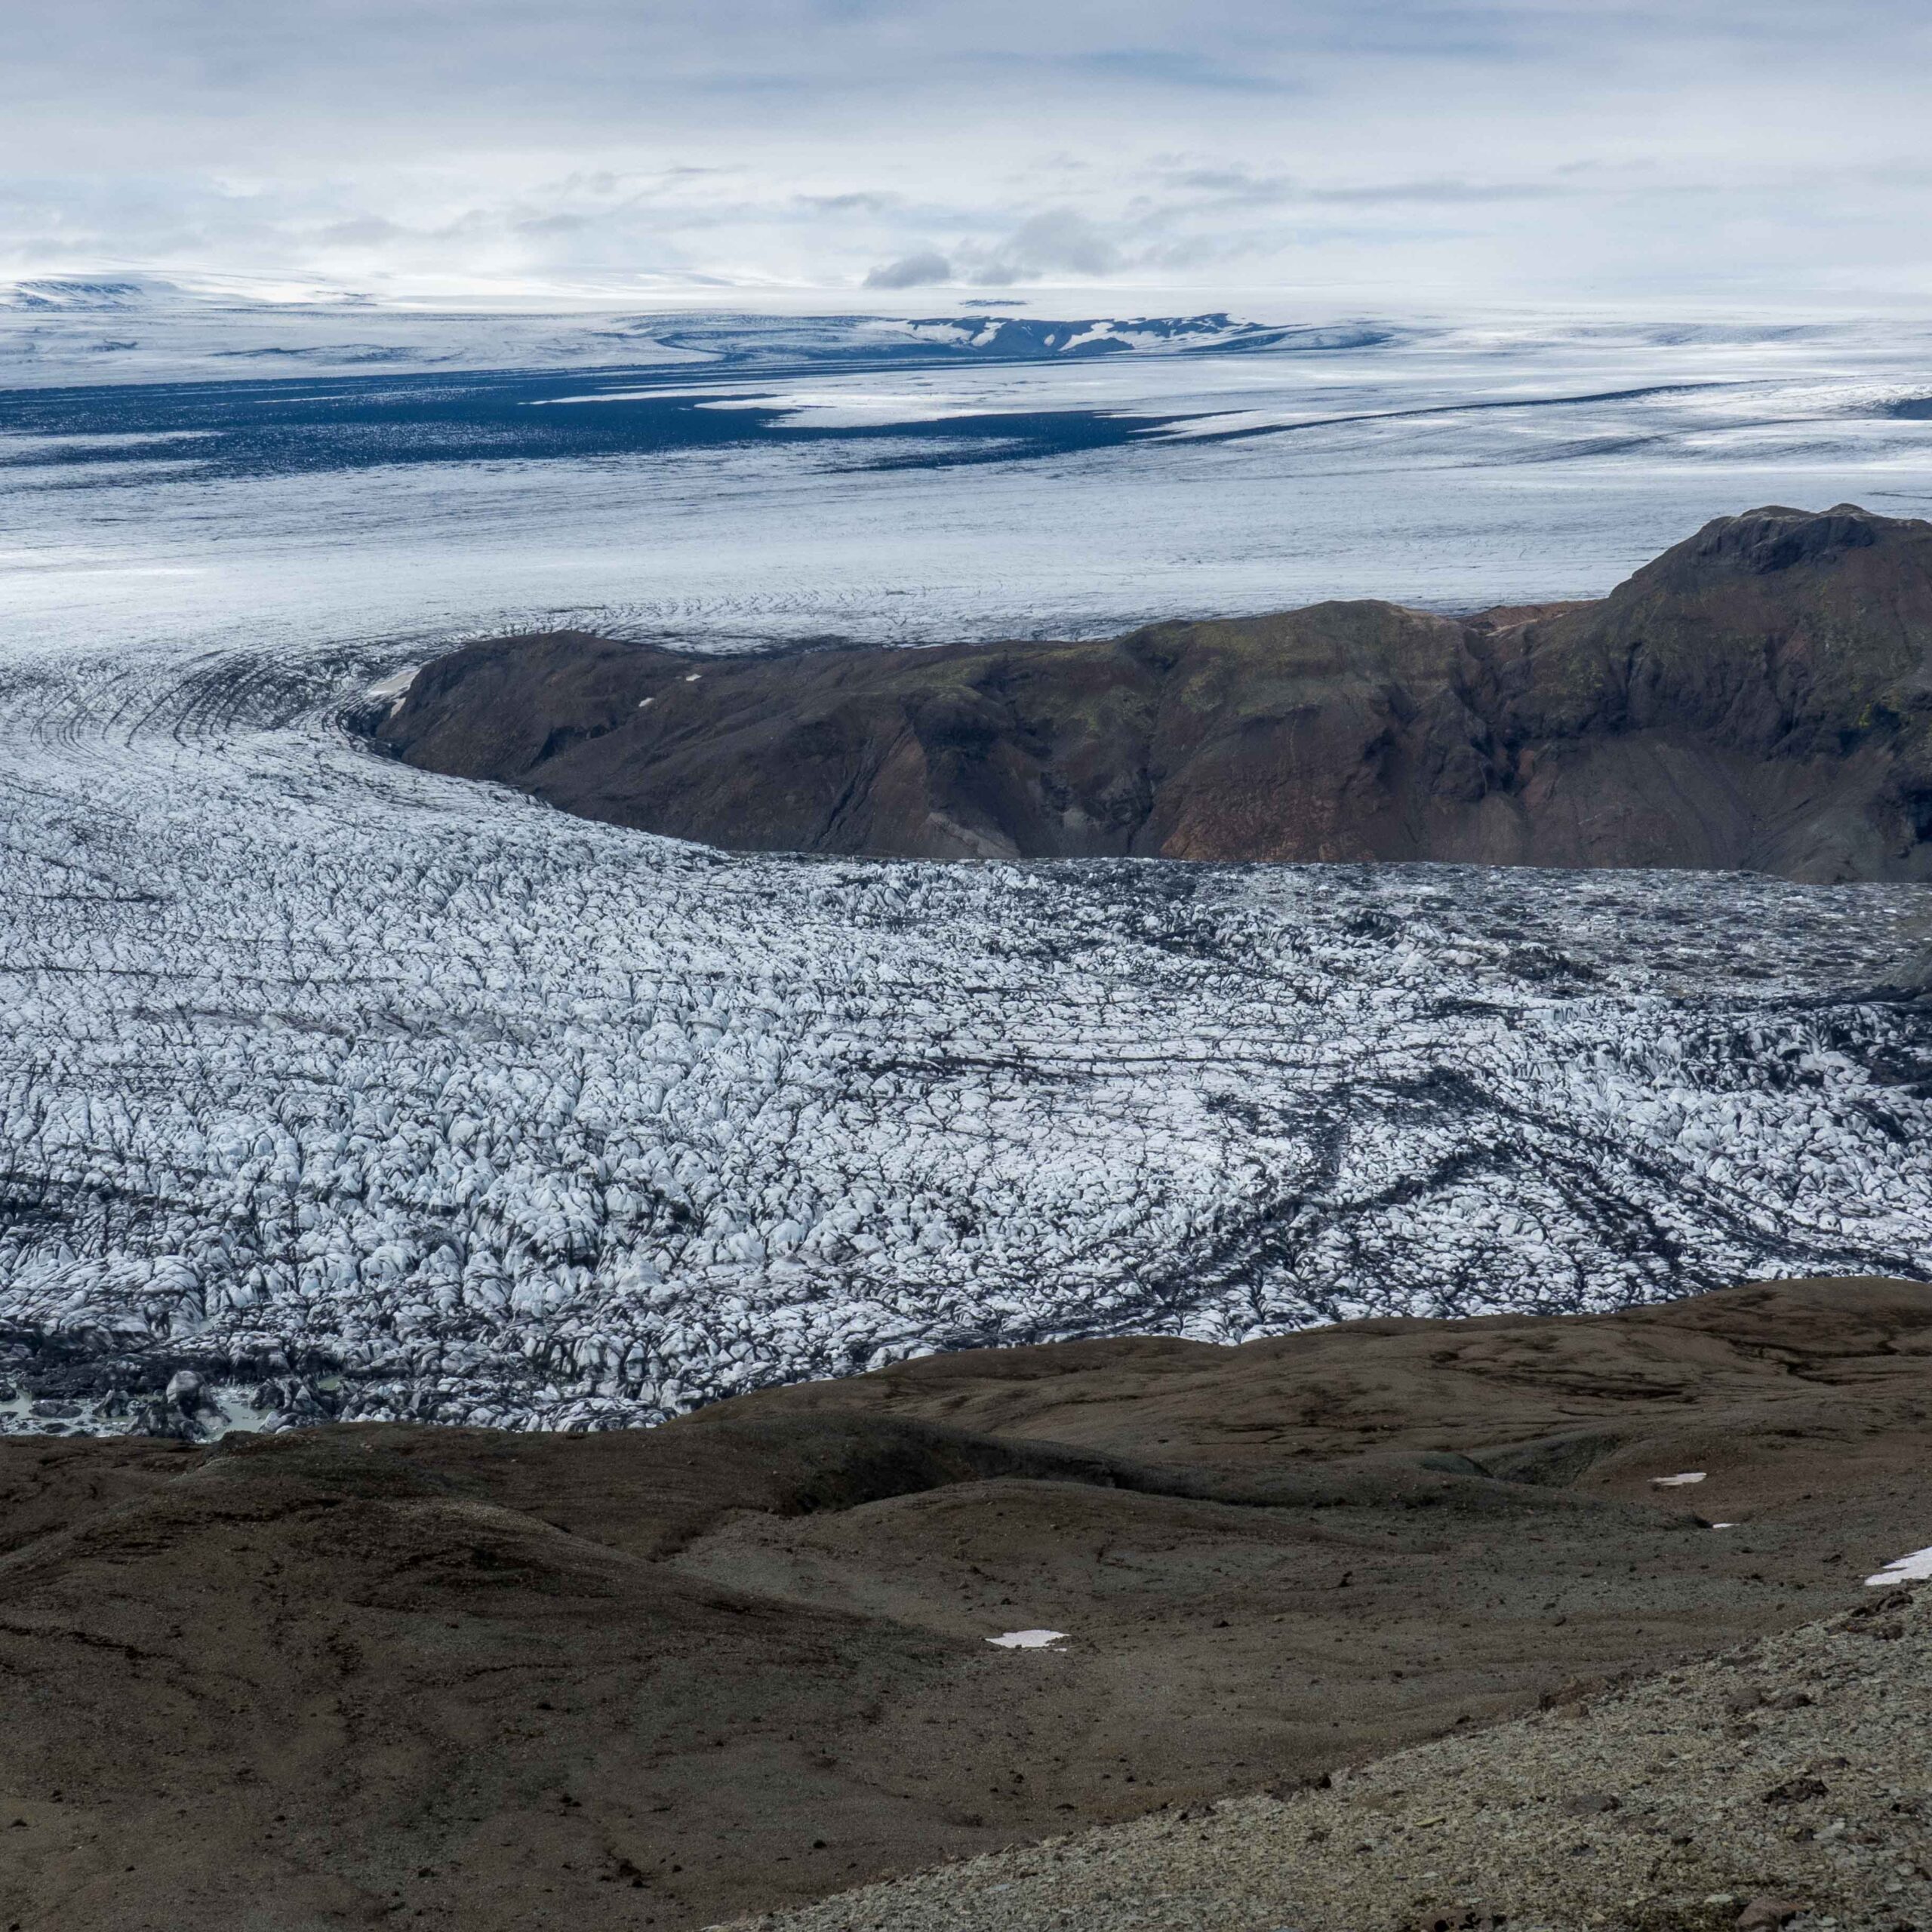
1, 630, 1929, 1437
2, 294, 1930, 1436
8, 299, 1932, 663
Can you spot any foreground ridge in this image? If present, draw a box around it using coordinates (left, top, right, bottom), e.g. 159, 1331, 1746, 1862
4, 1279, 1930, 1931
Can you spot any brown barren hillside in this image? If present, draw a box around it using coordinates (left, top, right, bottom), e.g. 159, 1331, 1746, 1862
4, 1278, 1932, 1932
371, 503, 1932, 878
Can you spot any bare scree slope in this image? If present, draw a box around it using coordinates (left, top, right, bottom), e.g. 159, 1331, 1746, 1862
377, 505, 1932, 880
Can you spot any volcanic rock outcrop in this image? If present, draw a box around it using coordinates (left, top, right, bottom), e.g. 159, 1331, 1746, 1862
372, 504, 1932, 879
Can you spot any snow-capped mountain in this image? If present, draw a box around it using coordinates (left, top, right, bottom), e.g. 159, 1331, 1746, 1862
0, 277, 1393, 388
0, 272, 378, 315
0, 278, 160, 312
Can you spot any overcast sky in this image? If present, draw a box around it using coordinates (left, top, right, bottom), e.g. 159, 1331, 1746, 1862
5, 0, 1930, 306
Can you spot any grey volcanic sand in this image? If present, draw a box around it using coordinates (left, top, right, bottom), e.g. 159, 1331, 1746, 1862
2, 1278, 1930, 1932
726, 1586, 1932, 1932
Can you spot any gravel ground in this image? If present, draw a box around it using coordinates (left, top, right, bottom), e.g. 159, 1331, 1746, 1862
722, 1583, 1931, 1932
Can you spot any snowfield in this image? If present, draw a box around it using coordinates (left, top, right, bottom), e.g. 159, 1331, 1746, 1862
9, 300, 1932, 668
1, 632, 1930, 1437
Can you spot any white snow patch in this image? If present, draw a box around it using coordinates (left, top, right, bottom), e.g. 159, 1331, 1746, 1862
696, 389, 994, 429
369, 665, 422, 718
1865, 1546, 1932, 1588
1651, 1472, 1706, 1487
987, 1629, 1066, 1649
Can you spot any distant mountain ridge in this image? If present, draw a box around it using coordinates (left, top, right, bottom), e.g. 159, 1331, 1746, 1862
0, 278, 156, 311
645, 310, 1361, 361
374, 503, 1932, 881
0, 273, 372, 312
0, 286, 1399, 388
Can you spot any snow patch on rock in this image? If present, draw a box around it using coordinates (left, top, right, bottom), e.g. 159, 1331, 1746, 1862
1865, 1546, 1932, 1587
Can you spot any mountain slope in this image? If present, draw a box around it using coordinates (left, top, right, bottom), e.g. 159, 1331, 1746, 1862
4, 1279, 1930, 1932
731, 1581, 1932, 1932
373, 504, 1932, 880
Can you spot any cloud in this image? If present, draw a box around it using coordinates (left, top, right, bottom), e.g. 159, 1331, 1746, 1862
317, 217, 408, 245
1019, 48, 1297, 93
799, 192, 905, 214
2, 0, 1929, 303
1306, 177, 1564, 206
863, 250, 953, 288
966, 209, 1121, 285
1143, 164, 1569, 211
868, 212, 1124, 293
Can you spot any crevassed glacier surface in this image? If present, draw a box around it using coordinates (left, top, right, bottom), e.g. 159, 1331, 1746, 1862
1, 634, 1929, 1436
2, 296, 1930, 1435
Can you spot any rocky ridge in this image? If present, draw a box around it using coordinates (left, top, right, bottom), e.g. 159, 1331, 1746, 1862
374, 504, 1932, 881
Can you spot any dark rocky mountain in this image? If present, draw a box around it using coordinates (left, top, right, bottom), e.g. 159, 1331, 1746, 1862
3, 1278, 1930, 1931
371, 504, 1932, 878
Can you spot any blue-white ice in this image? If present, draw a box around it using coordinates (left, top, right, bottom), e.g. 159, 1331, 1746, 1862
1, 286, 1929, 1436
5, 288, 1932, 658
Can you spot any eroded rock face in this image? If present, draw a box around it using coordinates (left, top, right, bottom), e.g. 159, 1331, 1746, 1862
373, 504, 1932, 880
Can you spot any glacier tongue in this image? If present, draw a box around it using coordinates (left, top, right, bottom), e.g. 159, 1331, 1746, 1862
0, 638, 1929, 1437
